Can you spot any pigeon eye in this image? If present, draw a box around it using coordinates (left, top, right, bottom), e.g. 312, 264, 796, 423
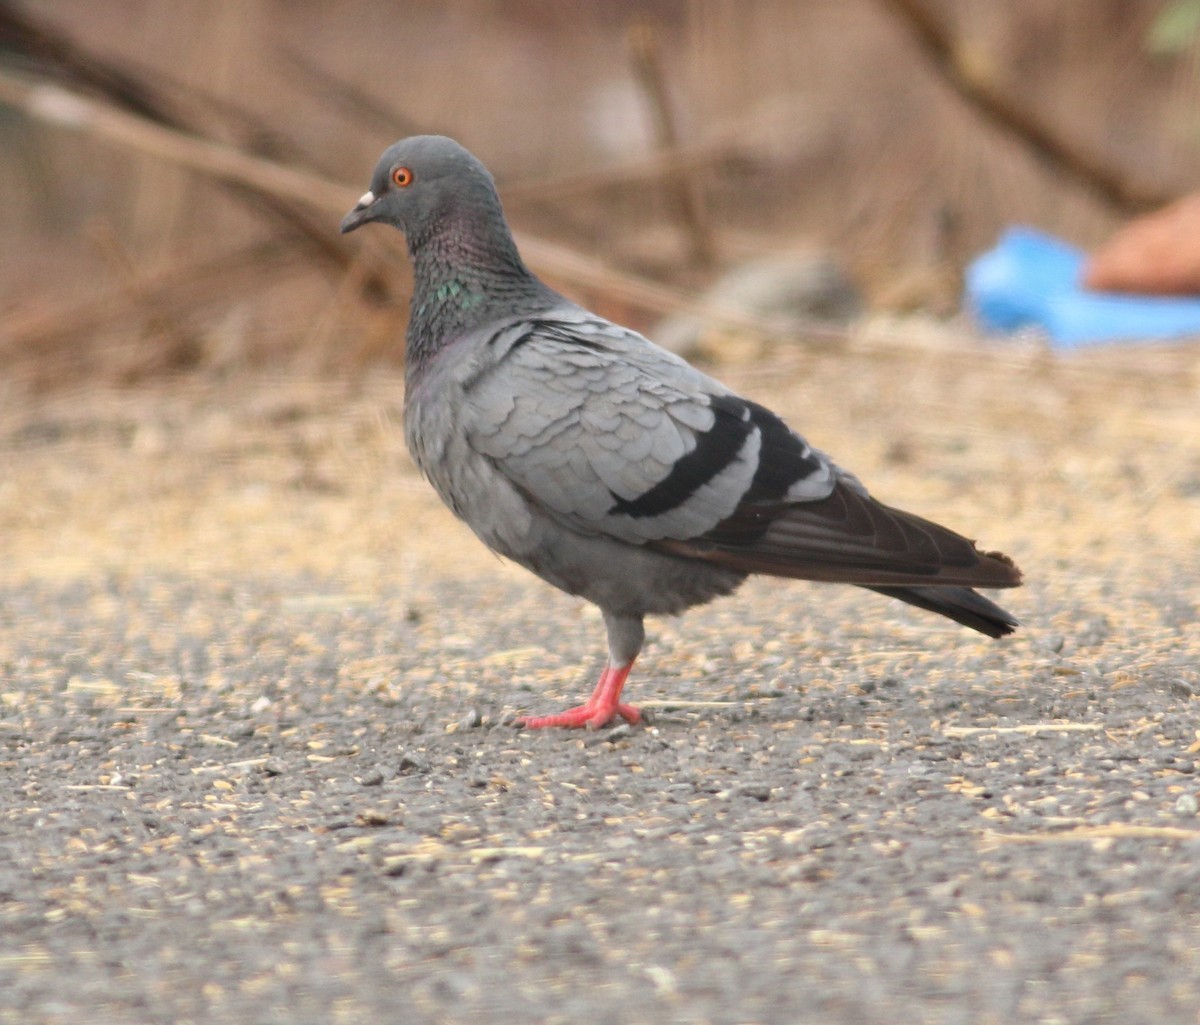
391, 166, 414, 188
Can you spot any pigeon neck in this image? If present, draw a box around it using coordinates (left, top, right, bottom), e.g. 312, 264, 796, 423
405, 210, 556, 368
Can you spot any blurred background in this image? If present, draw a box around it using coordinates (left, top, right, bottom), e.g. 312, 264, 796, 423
2, 0, 1199, 391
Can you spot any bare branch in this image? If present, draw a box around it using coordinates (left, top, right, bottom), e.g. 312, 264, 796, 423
627, 18, 717, 267
876, 0, 1177, 214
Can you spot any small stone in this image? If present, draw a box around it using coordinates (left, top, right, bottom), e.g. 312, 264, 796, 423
738, 784, 771, 802
457, 708, 483, 729
1175, 793, 1198, 816
398, 754, 430, 774
584, 722, 635, 747
356, 767, 385, 787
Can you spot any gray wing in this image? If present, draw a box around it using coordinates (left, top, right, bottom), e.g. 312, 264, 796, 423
463, 308, 835, 544
462, 308, 1020, 589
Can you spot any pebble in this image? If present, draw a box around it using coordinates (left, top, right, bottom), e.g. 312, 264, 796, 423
586, 723, 634, 746
356, 767, 385, 787
1043, 633, 1066, 654
260, 757, 286, 777
1174, 793, 1198, 816
397, 754, 430, 774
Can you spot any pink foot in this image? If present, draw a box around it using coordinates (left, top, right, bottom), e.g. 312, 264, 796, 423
517, 701, 641, 730
515, 662, 641, 730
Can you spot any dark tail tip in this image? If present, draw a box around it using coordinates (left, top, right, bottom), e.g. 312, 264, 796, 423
866, 585, 1019, 639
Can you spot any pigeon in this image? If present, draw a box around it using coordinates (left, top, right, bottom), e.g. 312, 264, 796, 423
340, 135, 1022, 729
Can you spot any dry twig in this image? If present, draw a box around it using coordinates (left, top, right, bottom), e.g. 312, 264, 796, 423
627, 18, 716, 268
983, 824, 1200, 845
943, 723, 1105, 738
0, 239, 302, 355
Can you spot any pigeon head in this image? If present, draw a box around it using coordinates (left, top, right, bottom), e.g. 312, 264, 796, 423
340, 135, 505, 247
341, 136, 561, 359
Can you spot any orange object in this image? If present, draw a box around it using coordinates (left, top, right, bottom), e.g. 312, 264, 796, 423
1085, 192, 1200, 295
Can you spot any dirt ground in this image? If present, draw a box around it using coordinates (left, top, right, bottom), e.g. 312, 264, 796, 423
1, 326, 1199, 1024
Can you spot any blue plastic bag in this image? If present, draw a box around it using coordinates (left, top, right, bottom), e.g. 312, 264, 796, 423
965, 226, 1200, 347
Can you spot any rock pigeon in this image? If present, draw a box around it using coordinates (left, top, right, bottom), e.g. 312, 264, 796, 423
341, 135, 1022, 729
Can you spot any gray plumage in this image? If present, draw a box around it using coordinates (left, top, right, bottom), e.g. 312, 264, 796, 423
341, 136, 1023, 729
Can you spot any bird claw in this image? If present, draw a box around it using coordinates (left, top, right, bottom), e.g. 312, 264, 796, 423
513, 661, 639, 729
515, 701, 642, 730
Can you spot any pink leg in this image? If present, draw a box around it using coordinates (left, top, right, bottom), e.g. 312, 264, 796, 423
515, 661, 641, 730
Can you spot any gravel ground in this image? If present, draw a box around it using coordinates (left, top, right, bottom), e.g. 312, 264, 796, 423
1, 332, 1199, 1024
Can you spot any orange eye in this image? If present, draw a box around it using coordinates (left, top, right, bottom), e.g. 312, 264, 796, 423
391, 166, 414, 188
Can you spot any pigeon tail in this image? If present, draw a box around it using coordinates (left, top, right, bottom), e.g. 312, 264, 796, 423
864, 585, 1019, 638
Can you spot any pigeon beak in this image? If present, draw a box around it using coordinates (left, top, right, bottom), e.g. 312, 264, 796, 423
340, 190, 379, 234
